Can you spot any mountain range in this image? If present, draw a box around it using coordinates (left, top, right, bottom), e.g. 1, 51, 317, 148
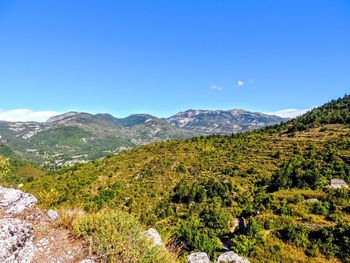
0, 109, 287, 168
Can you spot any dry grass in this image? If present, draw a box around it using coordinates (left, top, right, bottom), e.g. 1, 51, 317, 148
55, 207, 85, 231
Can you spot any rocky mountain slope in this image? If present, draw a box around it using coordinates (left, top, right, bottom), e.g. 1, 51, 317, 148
0, 109, 287, 168
167, 109, 287, 134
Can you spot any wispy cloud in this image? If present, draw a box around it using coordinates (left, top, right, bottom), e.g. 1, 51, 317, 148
236, 80, 245, 87
0, 109, 62, 122
266, 108, 311, 118
210, 83, 223, 91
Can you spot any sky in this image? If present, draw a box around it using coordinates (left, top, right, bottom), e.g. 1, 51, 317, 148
0, 0, 349, 121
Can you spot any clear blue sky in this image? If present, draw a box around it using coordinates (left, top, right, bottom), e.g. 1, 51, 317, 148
0, 0, 349, 120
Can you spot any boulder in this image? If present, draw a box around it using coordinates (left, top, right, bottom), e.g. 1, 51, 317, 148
304, 198, 319, 203
144, 228, 164, 247
329, 178, 348, 189
47, 209, 59, 220
216, 251, 250, 263
0, 186, 37, 215
0, 218, 35, 263
187, 252, 210, 263
79, 260, 95, 263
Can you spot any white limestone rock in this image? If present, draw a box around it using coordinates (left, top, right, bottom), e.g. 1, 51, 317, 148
329, 178, 348, 189
144, 228, 164, 247
0, 218, 35, 263
216, 251, 250, 263
47, 209, 59, 220
304, 198, 319, 203
0, 186, 37, 215
187, 252, 210, 263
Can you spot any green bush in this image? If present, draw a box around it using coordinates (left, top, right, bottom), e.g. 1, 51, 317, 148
176, 219, 221, 257
0, 156, 10, 177
73, 209, 176, 263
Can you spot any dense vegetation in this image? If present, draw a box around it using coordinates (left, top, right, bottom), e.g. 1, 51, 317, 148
285, 94, 350, 132
1, 95, 349, 262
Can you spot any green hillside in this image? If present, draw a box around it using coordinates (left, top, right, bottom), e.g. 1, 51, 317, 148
18, 95, 350, 262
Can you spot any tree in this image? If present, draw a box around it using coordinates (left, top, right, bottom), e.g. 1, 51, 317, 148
0, 156, 10, 177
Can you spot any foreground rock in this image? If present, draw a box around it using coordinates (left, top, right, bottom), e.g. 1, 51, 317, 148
47, 209, 59, 220
0, 185, 89, 262
216, 251, 250, 263
144, 228, 164, 247
187, 252, 210, 263
0, 218, 35, 263
0, 186, 37, 215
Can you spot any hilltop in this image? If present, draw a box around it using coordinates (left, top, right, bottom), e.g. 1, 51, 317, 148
11, 95, 349, 262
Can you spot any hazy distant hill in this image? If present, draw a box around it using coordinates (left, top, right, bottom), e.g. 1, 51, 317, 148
0, 112, 196, 168
0, 109, 287, 167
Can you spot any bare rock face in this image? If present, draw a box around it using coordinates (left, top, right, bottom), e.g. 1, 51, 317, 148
144, 228, 164, 247
0, 186, 37, 215
187, 252, 210, 263
216, 251, 250, 263
0, 218, 35, 263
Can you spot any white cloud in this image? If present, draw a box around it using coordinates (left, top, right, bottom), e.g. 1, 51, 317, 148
266, 108, 311, 118
210, 83, 223, 91
236, 80, 244, 87
0, 109, 62, 122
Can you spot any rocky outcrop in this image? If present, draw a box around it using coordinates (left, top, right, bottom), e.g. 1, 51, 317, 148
0, 218, 35, 263
0, 186, 37, 215
216, 251, 250, 263
0, 185, 88, 262
187, 252, 210, 263
144, 228, 164, 247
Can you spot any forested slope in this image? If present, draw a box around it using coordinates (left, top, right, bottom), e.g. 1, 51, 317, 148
18, 95, 350, 262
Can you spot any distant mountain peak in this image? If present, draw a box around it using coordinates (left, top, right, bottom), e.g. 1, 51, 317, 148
46, 111, 81, 122
167, 108, 287, 133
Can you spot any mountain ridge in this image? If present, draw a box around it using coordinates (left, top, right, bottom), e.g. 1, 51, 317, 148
0, 108, 288, 167
167, 108, 287, 134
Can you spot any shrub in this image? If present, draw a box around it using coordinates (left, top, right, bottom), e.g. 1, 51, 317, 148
277, 225, 310, 249
73, 209, 177, 263
56, 207, 85, 230
310, 201, 330, 216
0, 156, 10, 177
176, 219, 220, 257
